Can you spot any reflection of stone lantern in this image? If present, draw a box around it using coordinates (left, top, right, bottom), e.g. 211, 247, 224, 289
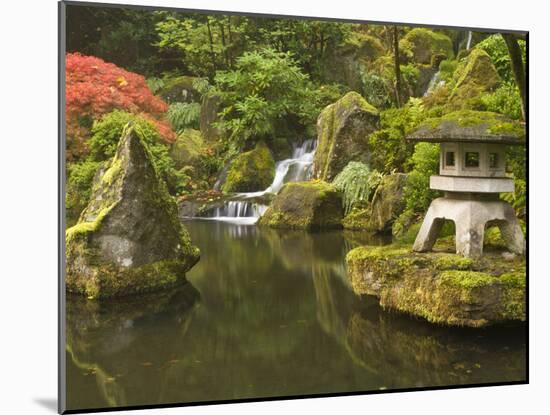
407, 114, 525, 257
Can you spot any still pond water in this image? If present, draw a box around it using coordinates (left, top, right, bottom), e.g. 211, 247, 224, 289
66, 220, 526, 410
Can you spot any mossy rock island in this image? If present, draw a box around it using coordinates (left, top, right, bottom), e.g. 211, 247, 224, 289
259, 181, 343, 230
346, 244, 525, 328
222, 142, 275, 193
66, 124, 200, 299
314, 92, 379, 182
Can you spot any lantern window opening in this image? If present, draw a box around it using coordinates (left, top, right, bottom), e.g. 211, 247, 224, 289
464, 151, 480, 168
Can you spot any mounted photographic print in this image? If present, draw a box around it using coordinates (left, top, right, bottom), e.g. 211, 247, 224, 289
59, 1, 528, 413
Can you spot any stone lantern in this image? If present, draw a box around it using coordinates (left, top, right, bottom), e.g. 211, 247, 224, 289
406, 113, 525, 257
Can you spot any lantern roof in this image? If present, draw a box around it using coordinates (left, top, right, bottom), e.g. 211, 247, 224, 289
407, 111, 525, 146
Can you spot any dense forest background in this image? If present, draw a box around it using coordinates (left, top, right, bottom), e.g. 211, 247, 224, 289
65, 5, 526, 232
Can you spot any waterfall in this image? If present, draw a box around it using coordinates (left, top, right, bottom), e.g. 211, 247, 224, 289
204, 139, 317, 224
423, 71, 444, 97
466, 30, 473, 50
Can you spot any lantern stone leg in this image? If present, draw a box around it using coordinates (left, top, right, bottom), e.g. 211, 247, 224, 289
412, 196, 525, 258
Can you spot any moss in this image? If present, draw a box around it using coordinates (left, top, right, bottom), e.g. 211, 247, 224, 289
259, 181, 343, 230
222, 142, 275, 192
444, 49, 501, 109
343, 208, 371, 230
170, 128, 204, 169
434, 255, 474, 271
66, 124, 200, 299
346, 242, 526, 327
400, 28, 454, 64
314, 92, 379, 181
416, 110, 525, 141
439, 270, 497, 289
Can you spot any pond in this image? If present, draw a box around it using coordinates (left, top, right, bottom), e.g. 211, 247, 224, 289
66, 220, 526, 410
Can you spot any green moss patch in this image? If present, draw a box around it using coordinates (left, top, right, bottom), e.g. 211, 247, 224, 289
259, 181, 343, 230
346, 243, 526, 327
222, 142, 275, 192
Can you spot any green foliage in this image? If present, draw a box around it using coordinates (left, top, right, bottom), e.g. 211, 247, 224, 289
214, 48, 317, 147
359, 70, 393, 109
332, 162, 382, 215
475, 34, 526, 83
438, 59, 458, 83
368, 98, 426, 173
146, 77, 165, 94
66, 160, 103, 225
89, 110, 184, 195
167, 102, 201, 131
481, 82, 523, 120
402, 142, 440, 214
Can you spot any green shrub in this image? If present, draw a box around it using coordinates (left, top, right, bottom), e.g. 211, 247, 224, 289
475, 34, 526, 83
146, 77, 165, 94
332, 162, 383, 215
481, 82, 523, 120
167, 102, 201, 132
368, 98, 426, 173
360, 70, 393, 109
214, 48, 317, 147
403, 142, 440, 214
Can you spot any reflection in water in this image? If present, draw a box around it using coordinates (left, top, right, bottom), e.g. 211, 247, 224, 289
66, 221, 526, 411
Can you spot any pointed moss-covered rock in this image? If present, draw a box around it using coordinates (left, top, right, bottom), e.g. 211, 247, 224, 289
66, 124, 200, 299
448, 49, 500, 109
222, 142, 275, 192
314, 92, 379, 182
259, 181, 343, 230
346, 244, 526, 327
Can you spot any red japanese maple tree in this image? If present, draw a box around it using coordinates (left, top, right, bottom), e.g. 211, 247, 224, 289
66, 53, 176, 160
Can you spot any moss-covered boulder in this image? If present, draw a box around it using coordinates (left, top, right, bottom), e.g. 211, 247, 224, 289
170, 128, 204, 170
321, 33, 385, 92
314, 92, 379, 181
259, 181, 343, 230
222, 143, 275, 192
159, 75, 200, 104
367, 173, 408, 232
448, 49, 500, 109
346, 244, 526, 327
342, 173, 408, 232
400, 28, 454, 65
66, 124, 200, 299
200, 94, 222, 141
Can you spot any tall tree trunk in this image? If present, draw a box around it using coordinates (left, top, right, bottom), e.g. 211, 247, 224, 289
205, 18, 216, 75
219, 22, 228, 67
393, 26, 403, 107
227, 17, 233, 67
502, 33, 526, 120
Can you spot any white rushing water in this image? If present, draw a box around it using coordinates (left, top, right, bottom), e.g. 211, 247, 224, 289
423, 70, 445, 97
204, 139, 317, 224
466, 30, 473, 50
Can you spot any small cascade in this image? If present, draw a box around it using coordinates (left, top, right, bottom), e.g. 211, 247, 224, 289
204, 139, 317, 224
423, 71, 445, 97
466, 30, 473, 50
